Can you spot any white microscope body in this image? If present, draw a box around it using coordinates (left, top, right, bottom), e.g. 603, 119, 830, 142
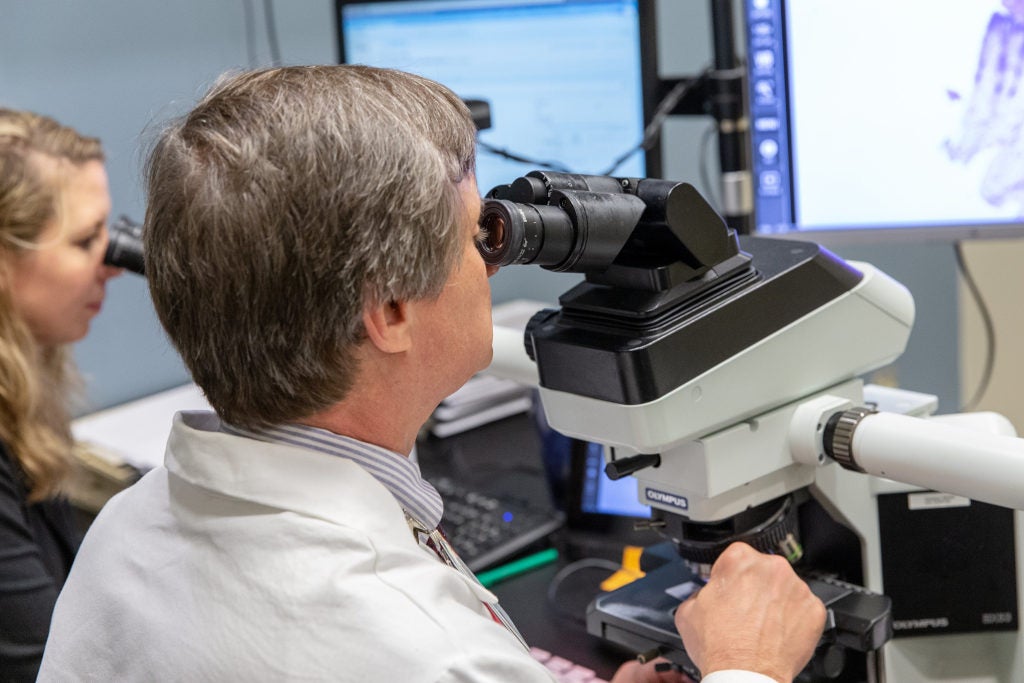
482, 171, 1024, 681
531, 270, 1022, 682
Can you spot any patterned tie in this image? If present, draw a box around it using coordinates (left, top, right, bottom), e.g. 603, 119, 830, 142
405, 513, 529, 650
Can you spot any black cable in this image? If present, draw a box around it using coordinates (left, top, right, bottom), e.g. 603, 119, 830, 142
599, 69, 711, 176
263, 0, 282, 66
545, 557, 620, 625
954, 241, 996, 412
476, 140, 572, 174
240, 0, 258, 68
477, 67, 712, 178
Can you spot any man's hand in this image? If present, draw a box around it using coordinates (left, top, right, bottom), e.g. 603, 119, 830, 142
673, 542, 826, 683
610, 658, 693, 683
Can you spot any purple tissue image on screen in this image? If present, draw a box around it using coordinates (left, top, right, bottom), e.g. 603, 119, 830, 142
947, 7, 1024, 210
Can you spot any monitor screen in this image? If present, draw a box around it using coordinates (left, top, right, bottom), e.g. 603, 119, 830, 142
336, 0, 654, 196
745, 0, 1024, 244
579, 441, 650, 519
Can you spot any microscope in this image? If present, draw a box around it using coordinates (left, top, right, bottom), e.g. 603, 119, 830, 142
104, 215, 145, 275
481, 171, 1024, 681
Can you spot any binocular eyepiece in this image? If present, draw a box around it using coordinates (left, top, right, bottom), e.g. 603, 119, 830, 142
105, 214, 145, 275
479, 173, 644, 273
105, 171, 740, 287
476, 171, 743, 288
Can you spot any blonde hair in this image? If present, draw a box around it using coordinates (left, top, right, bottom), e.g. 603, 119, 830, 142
0, 108, 102, 501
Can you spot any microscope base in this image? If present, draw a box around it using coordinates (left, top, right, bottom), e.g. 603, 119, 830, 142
586, 560, 891, 681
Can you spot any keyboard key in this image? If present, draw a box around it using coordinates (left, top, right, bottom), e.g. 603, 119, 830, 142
545, 655, 575, 675
529, 645, 606, 682
529, 646, 551, 662
430, 476, 564, 572
563, 667, 598, 682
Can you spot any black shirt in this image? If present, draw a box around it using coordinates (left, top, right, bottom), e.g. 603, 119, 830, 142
0, 440, 80, 682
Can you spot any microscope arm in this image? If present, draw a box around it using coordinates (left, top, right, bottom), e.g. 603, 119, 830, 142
493, 314, 1024, 512
792, 398, 1024, 510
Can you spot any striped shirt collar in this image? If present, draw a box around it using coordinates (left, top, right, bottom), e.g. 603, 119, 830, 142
222, 422, 443, 530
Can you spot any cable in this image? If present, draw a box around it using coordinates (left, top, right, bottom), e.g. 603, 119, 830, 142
263, 0, 282, 66
599, 69, 711, 176
477, 67, 712, 178
476, 140, 572, 174
240, 0, 258, 68
954, 241, 996, 412
545, 557, 620, 624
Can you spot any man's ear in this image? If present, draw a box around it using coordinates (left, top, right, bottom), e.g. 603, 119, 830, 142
362, 299, 413, 354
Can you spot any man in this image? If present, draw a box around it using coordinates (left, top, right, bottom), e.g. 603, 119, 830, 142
39, 66, 824, 682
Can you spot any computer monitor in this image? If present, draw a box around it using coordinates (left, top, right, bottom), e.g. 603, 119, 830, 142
335, 0, 658, 197
745, 0, 1024, 244
575, 440, 650, 520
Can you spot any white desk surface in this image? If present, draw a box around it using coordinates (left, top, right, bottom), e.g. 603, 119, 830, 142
72, 383, 211, 472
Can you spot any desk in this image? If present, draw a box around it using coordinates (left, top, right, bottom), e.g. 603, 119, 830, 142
492, 558, 632, 679
416, 411, 551, 507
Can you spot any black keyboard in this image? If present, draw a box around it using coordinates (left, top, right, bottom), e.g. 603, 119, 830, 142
431, 476, 565, 572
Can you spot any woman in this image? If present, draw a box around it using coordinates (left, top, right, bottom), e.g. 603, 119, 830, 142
0, 108, 122, 680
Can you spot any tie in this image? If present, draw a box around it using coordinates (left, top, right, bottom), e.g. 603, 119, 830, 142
405, 513, 529, 650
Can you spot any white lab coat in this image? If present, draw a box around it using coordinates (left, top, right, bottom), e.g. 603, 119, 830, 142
38, 411, 556, 682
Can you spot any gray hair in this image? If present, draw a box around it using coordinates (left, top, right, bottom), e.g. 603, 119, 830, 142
144, 65, 476, 428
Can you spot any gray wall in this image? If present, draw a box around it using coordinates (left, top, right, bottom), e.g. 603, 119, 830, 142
1, 0, 337, 411
0, 0, 961, 414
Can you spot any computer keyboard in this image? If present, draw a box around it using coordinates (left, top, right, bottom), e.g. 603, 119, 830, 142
431, 476, 565, 572
529, 646, 610, 683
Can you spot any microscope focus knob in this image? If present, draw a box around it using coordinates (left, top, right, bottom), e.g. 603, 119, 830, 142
664, 495, 802, 566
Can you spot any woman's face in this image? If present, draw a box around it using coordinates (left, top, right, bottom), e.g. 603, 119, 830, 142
8, 159, 123, 347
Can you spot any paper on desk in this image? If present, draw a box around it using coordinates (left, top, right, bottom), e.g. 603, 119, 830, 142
486, 299, 551, 386
72, 383, 212, 473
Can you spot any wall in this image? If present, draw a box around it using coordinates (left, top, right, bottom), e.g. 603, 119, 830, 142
1, 0, 967, 418
959, 240, 1024, 430
1, 0, 336, 411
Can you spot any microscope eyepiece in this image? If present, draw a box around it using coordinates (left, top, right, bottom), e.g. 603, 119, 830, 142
478, 170, 744, 286
478, 171, 649, 273
477, 202, 511, 261
105, 214, 145, 275
478, 199, 577, 269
